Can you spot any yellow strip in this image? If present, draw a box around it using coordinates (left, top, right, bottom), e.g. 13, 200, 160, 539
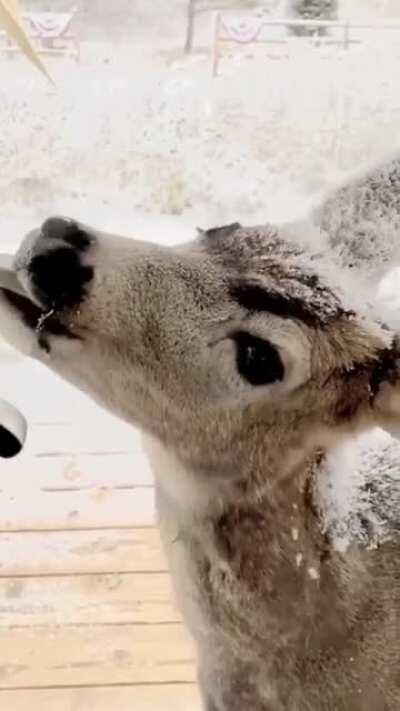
0, 0, 53, 81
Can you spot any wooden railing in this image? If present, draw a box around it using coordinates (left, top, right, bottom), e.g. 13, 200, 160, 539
211, 14, 400, 76
0, 9, 80, 62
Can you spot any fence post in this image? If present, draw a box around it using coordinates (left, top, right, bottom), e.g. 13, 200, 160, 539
343, 21, 350, 50
184, 0, 196, 54
212, 12, 221, 77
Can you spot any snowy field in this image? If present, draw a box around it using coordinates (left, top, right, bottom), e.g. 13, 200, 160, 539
2, 29, 400, 228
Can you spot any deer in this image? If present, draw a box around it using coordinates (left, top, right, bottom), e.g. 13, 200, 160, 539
0, 156, 398, 710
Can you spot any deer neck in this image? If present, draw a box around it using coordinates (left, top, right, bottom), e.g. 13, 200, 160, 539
146, 428, 327, 558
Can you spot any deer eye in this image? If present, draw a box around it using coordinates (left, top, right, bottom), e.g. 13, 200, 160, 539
233, 332, 285, 386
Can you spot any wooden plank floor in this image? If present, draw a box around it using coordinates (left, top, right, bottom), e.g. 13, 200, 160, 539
0, 358, 201, 710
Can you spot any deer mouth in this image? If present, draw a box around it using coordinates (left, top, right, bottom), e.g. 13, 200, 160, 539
0, 255, 78, 344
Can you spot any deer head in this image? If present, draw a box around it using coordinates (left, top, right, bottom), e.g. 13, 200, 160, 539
0, 217, 397, 498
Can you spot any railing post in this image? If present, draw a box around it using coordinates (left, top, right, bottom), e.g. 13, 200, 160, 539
184, 0, 196, 54
212, 12, 221, 77
343, 21, 350, 50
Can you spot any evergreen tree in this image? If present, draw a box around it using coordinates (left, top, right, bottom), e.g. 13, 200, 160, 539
290, 0, 338, 36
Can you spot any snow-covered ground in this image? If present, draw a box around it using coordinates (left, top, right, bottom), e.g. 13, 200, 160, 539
2, 28, 400, 229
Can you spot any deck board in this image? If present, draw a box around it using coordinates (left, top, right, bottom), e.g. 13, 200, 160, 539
0, 451, 153, 488
0, 487, 155, 530
0, 359, 200, 709
0, 528, 166, 576
0, 623, 195, 688
0, 684, 202, 711
0, 572, 179, 626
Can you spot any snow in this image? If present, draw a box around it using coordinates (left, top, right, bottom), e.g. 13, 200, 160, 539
295, 552, 303, 567
377, 268, 400, 312
0, 20, 399, 544
317, 429, 400, 552
2, 26, 400, 227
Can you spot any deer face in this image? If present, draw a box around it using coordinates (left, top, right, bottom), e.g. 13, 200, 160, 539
0, 218, 397, 476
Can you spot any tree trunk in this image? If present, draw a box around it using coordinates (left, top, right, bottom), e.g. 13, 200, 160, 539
184, 0, 196, 53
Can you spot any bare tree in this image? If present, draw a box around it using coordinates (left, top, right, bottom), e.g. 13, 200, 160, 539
184, 0, 197, 53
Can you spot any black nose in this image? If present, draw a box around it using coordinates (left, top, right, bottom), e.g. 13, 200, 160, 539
19, 217, 95, 311
41, 217, 93, 250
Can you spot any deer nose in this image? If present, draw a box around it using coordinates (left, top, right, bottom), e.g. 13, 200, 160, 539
15, 217, 95, 311
40, 217, 94, 250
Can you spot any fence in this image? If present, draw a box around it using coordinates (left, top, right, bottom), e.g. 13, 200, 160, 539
0, 10, 80, 62
211, 14, 400, 76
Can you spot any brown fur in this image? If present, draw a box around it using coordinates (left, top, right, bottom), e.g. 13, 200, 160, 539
0, 178, 398, 709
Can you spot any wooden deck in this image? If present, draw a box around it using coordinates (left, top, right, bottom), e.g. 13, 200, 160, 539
0, 356, 201, 710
